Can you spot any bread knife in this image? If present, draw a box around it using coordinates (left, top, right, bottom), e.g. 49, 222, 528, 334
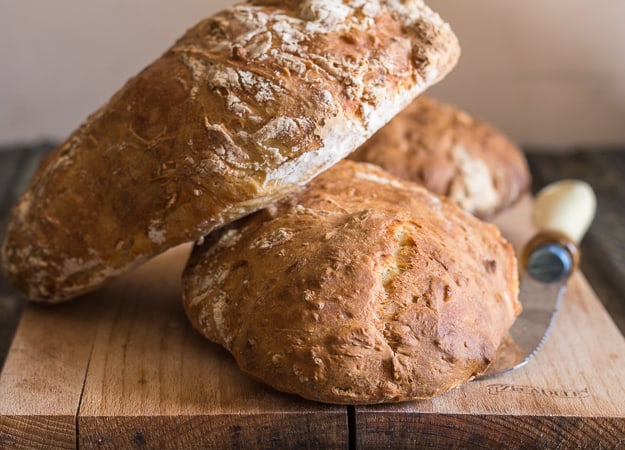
479, 179, 597, 379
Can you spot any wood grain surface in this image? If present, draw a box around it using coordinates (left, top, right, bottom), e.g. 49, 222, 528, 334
0, 290, 104, 449
1, 149, 625, 448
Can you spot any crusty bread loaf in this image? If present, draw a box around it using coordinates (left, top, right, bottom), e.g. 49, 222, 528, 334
1, 0, 460, 302
182, 160, 520, 404
349, 95, 530, 217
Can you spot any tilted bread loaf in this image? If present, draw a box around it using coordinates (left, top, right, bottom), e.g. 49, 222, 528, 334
182, 160, 521, 404
349, 95, 530, 217
1, 0, 460, 302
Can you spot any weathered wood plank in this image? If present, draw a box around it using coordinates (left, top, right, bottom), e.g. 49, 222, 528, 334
0, 415, 75, 450
355, 414, 624, 449
79, 414, 344, 449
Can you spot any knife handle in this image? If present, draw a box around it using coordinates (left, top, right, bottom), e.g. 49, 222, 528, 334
521, 180, 596, 278
532, 179, 596, 245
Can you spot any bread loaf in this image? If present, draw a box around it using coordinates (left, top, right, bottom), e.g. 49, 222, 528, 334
1, 0, 459, 302
182, 160, 520, 404
349, 95, 530, 217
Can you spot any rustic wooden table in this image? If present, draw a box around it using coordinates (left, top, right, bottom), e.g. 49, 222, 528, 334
528, 148, 625, 334
1, 144, 624, 448
526, 149, 625, 335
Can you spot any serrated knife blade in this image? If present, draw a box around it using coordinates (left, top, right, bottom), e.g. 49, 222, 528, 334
478, 180, 596, 379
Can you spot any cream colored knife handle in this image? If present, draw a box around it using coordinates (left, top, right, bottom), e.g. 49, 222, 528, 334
533, 179, 597, 244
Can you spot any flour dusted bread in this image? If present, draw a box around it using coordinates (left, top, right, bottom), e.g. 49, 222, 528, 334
349, 95, 530, 217
182, 160, 520, 404
1, 1, 460, 302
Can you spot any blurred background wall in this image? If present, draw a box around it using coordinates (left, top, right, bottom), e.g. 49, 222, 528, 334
1, 0, 624, 149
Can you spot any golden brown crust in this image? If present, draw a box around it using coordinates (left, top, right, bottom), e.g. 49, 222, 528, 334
349, 95, 531, 217
1, 1, 460, 302
182, 160, 520, 404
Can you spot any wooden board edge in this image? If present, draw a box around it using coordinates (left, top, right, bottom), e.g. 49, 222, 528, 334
0, 289, 108, 449
354, 412, 625, 448
78, 411, 349, 450
0, 414, 76, 450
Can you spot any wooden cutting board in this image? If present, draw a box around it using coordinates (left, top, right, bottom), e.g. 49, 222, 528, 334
1, 196, 624, 449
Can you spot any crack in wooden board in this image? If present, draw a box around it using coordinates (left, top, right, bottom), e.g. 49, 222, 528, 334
0, 291, 104, 449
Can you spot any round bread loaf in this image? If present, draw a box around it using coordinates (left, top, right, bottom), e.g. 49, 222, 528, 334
349, 95, 530, 217
1, 1, 460, 302
182, 160, 521, 404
